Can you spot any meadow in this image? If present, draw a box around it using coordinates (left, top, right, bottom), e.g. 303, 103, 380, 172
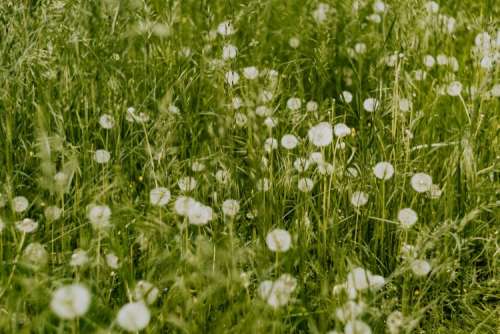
0, 0, 499, 333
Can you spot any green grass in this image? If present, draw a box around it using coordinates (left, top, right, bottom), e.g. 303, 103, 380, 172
0, 0, 499, 333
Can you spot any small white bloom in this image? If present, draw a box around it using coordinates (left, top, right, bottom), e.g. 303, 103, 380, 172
289, 37, 300, 48
373, 161, 395, 180
133, 280, 159, 305
222, 199, 240, 217
436, 54, 448, 66
410, 259, 432, 276
309, 152, 324, 164
178, 177, 197, 192
45, 206, 62, 220
363, 98, 379, 112
187, 201, 213, 225
99, 114, 115, 129
256, 105, 272, 117
425, 1, 439, 14
70, 249, 89, 267
243, 66, 259, 79
16, 218, 38, 233
235, 112, 247, 127
258, 274, 297, 308
264, 137, 278, 153
116, 302, 151, 332
281, 134, 299, 149
257, 178, 271, 192
306, 100, 318, 112
342, 91, 353, 103
222, 44, 238, 60
286, 97, 302, 111
23, 242, 48, 269
232, 96, 243, 109
225, 71, 239, 86
50, 284, 91, 320
215, 169, 230, 184
13, 196, 29, 213
217, 21, 235, 36
106, 252, 120, 269
373, 1, 386, 13
94, 149, 111, 164
367, 13, 381, 24
447, 81, 462, 96
345, 320, 372, 334
308, 122, 333, 147
423, 55, 435, 68
87, 205, 112, 229
174, 196, 196, 216
266, 229, 292, 252
298, 178, 314, 192
354, 42, 367, 54
293, 158, 311, 172
263, 117, 278, 128
351, 191, 368, 207
397, 208, 418, 229
334, 123, 351, 138
410, 173, 433, 193
398, 98, 412, 112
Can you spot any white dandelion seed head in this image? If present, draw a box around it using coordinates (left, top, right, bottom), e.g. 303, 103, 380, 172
373, 161, 395, 180
105, 252, 119, 269
397, 208, 418, 229
354, 42, 367, 54
215, 169, 230, 184
312, 3, 330, 23
264, 116, 278, 128
265, 228, 292, 252
23, 242, 48, 269
410, 173, 433, 193
475, 32, 491, 51
87, 204, 112, 229
222, 44, 238, 60
259, 89, 274, 103
491, 84, 500, 97
222, 199, 240, 217
345, 320, 372, 334
387, 310, 405, 334
15, 218, 38, 233
423, 55, 435, 68
367, 13, 382, 24
13, 196, 29, 213
94, 149, 111, 164
187, 201, 213, 225
350, 191, 369, 207
293, 158, 311, 172
308, 122, 333, 147
259, 274, 297, 308
133, 280, 159, 305
235, 112, 248, 127
373, 1, 386, 13
70, 249, 89, 267
425, 1, 439, 14
286, 97, 302, 111
264, 137, 278, 153
99, 114, 115, 129
298, 178, 314, 192
224, 71, 239, 86
447, 81, 462, 96
217, 20, 235, 37
398, 98, 412, 112
174, 196, 196, 216
289, 37, 300, 49
414, 69, 427, 81
335, 301, 365, 322
232, 96, 243, 109
257, 178, 271, 192
50, 284, 91, 320
309, 152, 324, 164
178, 177, 197, 192
317, 162, 335, 175
334, 123, 352, 138
255, 105, 272, 117
306, 100, 318, 112
281, 134, 299, 150
116, 302, 151, 332
363, 98, 379, 112
45, 205, 62, 221
436, 54, 448, 66
410, 259, 432, 276
243, 66, 259, 80
342, 91, 353, 103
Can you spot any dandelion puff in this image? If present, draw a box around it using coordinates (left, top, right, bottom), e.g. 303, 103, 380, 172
281, 134, 299, 149
13, 196, 29, 213
149, 187, 171, 206
289, 37, 300, 48
264, 117, 278, 128
133, 280, 159, 305
224, 71, 239, 86
264, 137, 278, 153
286, 97, 302, 111
373, 161, 395, 180
232, 96, 243, 109
342, 91, 353, 103
308, 122, 333, 147
222, 199, 240, 217
298, 178, 314, 192
265, 229, 292, 252
116, 302, 151, 332
70, 249, 89, 267
293, 158, 311, 172
350, 191, 368, 208
257, 178, 270, 192
373, 1, 386, 13
309, 152, 324, 164
174, 196, 196, 216
50, 284, 91, 320
217, 21, 235, 36
87, 205, 111, 229
306, 100, 318, 112
398, 98, 412, 112
215, 169, 230, 184
334, 123, 351, 138
23, 242, 48, 269
410, 173, 433, 193
243, 66, 259, 80
256, 105, 272, 117
387, 311, 405, 334
425, 1, 439, 13
235, 112, 247, 127
99, 114, 115, 129
105, 252, 119, 269
94, 149, 111, 164
363, 98, 379, 112
187, 201, 213, 225
447, 81, 462, 96
16, 218, 38, 233
222, 44, 238, 60
345, 320, 372, 334
397, 208, 418, 229
423, 55, 435, 68
335, 301, 365, 322
410, 259, 432, 276
45, 206, 62, 220
178, 177, 197, 192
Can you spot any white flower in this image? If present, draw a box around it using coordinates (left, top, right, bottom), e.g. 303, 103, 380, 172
286, 97, 302, 111
174, 196, 196, 216
289, 37, 300, 48
13, 196, 29, 213
335, 301, 365, 322
317, 162, 335, 175
15, 218, 38, 233
414, 69, 427, 81
306, 101, 318, 112
149, 187, 171, 206
309, 152, 324, 164
258, 274, 297, 308
447, 81, 462, 96
387, 310, 405, 334
397, 208, 418, 229
257, 178, 270, 192
222, 44, 238, 60
312, 3, 330, 23
298, 178, 314, 192
116, 302, 151, 332
423, 55, 435, 68
70, 249, 89, 267
187, 201, 213, 225
373, 1, 386, 13
342, 91, 353, 103
436, 54, 448, 66
106, 252, 119, 269
45, 206, 62, 220
99, 114, 115, 129
293, 158, 311, 172
345, 320, 372, 334
354, 42, 367, 54
222, 199, 240, 217
363, 98, 379, 112
256, 105, 272, 117
373, 161, 395, 180
243, 66, 259, 79
167, 104, 180, 114
399, 98, 412, 112
264, 117, 278, 128
87, 204, 112, 229
94, 149, 111, 164
215, 169, 230, 184
23, 242, 48, 269
350, 191, 368, 207
217, 21, 235, 36
410, 173, 433, 193
232, 96, 243, 109
50, 284, 91, 320
178, 177, 197, 192
265, 229, 292, 252
133, 280, 159, 305
259, 90, 274, 103
281, 134, 299, 149
491, 84, 500, 97
225, 71, 239, 86
235, 112, 247, 127
264, 137, 278, 153
410, 259, 431, 276
346, 267, 381, 291
334, 123, 351, 138
474, 32, 491, 51
308, 122, 333, 147
367, 13, 381, 24
191, 162, 205, 172
425, 1, 439, 14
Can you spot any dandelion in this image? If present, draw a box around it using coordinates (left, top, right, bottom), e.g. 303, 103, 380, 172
168, 104, 180, 115
116, 302, 151, 332
225, 71, 239, 86
447, 81, 462, 96
312, 3, 330, 23
425, 1, 439, 13
45, 205, 62, 220
397, 208, 418, 229
410, 259, 432, 276
308, 122, 333, 147
222, 44, 238, 60
234, 112, 247, 127
317, 161, 335, 175
232, 96, 243, 109
23, 242, 48, 269
105, 252, 119, 269
367, 14, 381, 24
423, 55, 435, 68
258, 274, 297, 308
363, 98, 379, 112
410, 173, 433, 193
335, 301, 365, 322
350, 191, 369, 208
281, 134, 299, 149
13, 196, 29, 213
215, 169, 230, 184
373, 1, 386, 13
298, 178, 314, 192
178, 177, 197, 192
256, 105, 272, 117
187, 201, 213, 225
264, 137, 278, 153
334, 123, 351, 138
289, 37, 300, 49
309, 152, 324, 164
294, 158, 311, 172
373, 161, 395, 180
222, 199, 240, 217
87, 204, 112, 229
398, 98, 412, 112
345, 320, 372, 334
264, 117, 278, 128
133, 280, 159, 305
217, 21, 235, 36
491, 84, 500, 97
70, 249, 89, 267
346, 267, 385, 291
354, 42, 367, 54
99, 114, 115, 129
50, 284, 91, 320
15, 218, 38, 233
94, 149, 111, 164
387, 311, 405, 334
265, 229, 292, 252
286, 97, 302, 111
174, 196, 196, 216
306, 100, 318, 112
243, 66, 259, 79
257, 178, 270, 192
342, 91, 353, 103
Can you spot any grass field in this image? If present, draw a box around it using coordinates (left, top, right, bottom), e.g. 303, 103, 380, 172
0, 0, 499, 333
